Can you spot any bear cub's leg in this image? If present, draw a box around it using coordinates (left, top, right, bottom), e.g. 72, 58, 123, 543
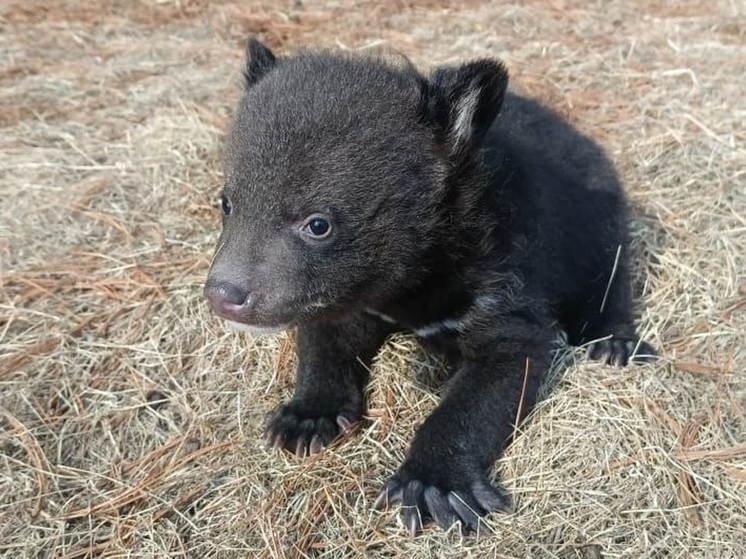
265, 315, 391, 457
375, 315, 554, 536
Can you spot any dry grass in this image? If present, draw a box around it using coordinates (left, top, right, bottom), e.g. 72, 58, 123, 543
1, 0, 744, 557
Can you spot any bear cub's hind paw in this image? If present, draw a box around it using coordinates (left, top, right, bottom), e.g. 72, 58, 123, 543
265, 402, 359, 458
587, 337, 656, 366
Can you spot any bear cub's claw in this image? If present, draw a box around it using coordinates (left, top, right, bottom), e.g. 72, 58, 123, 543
265, 403, 359, 458
374, 472, 512, 537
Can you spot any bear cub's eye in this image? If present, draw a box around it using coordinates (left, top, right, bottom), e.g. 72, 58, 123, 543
301, 214, 332, 239
220, 195, 233, 216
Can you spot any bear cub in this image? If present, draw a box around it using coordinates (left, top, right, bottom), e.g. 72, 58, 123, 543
204, 38, 655, 536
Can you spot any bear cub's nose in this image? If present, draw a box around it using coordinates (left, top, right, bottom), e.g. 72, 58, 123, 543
203, 281, 249, 316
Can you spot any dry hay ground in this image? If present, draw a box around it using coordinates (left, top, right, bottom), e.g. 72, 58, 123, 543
0, 0, 744, 557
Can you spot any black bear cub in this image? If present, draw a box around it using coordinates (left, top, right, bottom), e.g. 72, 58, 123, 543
204, 38, 655, 536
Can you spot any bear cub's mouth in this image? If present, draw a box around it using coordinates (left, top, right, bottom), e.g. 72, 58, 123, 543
225, 320, 290, 335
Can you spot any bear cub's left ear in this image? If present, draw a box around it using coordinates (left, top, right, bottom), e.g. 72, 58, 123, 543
422, 59, 509, 156
243, 37, 278, 88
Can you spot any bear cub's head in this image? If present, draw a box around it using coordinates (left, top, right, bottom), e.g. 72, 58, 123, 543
204, 38, 508, 332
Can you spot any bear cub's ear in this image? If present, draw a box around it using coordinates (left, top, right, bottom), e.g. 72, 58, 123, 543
243, 37, 277, 87
423, 59, 509, 155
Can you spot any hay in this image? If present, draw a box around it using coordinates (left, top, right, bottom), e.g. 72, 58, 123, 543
1, 0, 744, 557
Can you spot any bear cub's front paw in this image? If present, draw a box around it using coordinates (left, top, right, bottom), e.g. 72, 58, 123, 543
264, 401, 359, 458
374, 460, 512, 537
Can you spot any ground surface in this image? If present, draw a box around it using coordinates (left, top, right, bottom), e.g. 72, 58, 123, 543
1, 0, 745, 557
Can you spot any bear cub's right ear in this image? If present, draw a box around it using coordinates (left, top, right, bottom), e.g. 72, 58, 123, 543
243, 37, 277, 87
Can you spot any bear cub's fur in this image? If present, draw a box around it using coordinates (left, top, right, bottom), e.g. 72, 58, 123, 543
204, 38, 655, 536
